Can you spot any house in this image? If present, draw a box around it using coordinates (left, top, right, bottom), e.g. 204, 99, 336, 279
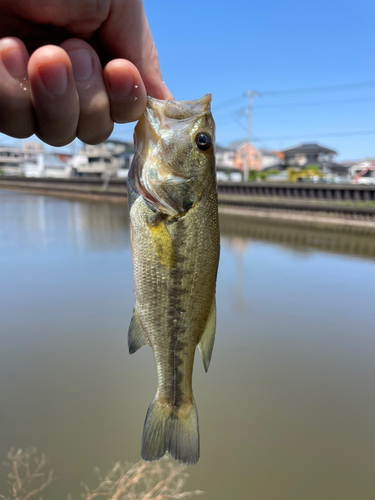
232, 142, 262, 171
215, 145, 235, 169
282, 143, 337, 168
105, 139, 134, 177
215, 145, 243, 181
258, 149, 284, 170
21, 154, 71, 178
0, 141, 45, 176
69, 139, 134, 178
0, 146, 23, 175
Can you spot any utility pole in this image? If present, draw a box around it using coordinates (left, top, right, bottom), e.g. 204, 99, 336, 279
244, 90, 259, 181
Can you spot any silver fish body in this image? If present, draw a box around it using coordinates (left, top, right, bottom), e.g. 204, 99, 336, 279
127, 94, 220, 465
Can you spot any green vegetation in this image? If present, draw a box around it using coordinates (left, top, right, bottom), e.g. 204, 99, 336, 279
247, 169, 280, 181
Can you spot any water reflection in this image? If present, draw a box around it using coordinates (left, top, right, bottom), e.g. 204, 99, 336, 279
220, 212, 375, 260
1, 191, 375, 500
0, 190, 130, 252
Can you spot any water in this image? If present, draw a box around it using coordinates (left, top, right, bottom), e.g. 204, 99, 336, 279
1, 190, 375, 500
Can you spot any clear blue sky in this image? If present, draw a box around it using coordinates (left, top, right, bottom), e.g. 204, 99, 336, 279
2, 0, 374, 161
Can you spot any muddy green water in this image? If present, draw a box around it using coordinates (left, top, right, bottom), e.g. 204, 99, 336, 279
1, 190, 375, 499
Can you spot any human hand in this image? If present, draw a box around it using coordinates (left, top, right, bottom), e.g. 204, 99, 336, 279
0, 0, 172, 146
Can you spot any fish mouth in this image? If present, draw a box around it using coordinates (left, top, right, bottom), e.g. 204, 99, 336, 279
146, 94, 212, 123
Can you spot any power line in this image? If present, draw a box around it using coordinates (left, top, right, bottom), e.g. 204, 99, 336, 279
213, 94, 244, 110
214, 105, 246, 117
261, 80, 375, 96
256, 96, 375, 110
213, 81, 375, 116
215, 95, 375, 118
252, 130, 375, 141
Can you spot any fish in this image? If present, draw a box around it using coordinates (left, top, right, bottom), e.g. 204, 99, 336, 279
127, 94, 220, 466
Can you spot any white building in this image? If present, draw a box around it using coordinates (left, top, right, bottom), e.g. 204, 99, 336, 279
215, 145, 243, 181
0, 141, 70, 178
258, 149, 282, 170
21, 154, 71, 178
70, 143, 120, 177
70, 140, 134, 177
0, 142, 44, 176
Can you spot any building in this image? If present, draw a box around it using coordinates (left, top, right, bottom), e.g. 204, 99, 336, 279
233, 142, 262, 172
69, 139, 134, 178
282, 143, 337, 168
105, 139, 134, 177
0, 142, 45, 176
0, 146, 24, 175
216, 145, 236, 169
21, 154, 71, 178
258, 149, 284, 170
0, 141, 71, 178
215, 145, 243, 181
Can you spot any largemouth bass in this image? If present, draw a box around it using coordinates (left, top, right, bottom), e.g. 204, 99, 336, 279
127, 94, 220, 465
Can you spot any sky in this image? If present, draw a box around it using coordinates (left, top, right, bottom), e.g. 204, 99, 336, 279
1, 0, 374, 161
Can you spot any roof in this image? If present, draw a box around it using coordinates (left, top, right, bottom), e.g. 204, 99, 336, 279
105, 139, 132, 146
282, 143, 337, 155
325, 162, 350, 173
216, 144, 236, 153
258, 148, 280, 156
228, 140, 246, 149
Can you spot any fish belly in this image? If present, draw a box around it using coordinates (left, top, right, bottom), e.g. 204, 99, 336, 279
129, 186, 219, 464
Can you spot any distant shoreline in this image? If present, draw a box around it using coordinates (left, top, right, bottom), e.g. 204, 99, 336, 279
1, 181, 375, 234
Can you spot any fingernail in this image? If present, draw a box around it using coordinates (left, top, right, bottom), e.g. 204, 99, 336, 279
38, 62, 68, 96
68, 48, 93, 82
1, 48, 26, 77
108, 70, 134, 98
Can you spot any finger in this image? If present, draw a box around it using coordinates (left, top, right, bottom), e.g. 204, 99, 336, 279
99, 0, 173, 100
28, 45, 79, 146
61, 39, 114, 145
103, 59, 147, 123
0, 37, 35, 138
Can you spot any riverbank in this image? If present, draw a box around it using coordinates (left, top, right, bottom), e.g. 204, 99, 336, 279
1, 177, 375, 233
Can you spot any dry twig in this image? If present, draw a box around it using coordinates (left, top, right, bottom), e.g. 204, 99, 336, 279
1, 449, 203, 500
74, 455, 203, 500
0, 447, 55, 500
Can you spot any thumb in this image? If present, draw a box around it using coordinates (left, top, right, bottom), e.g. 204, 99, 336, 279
99, 0, 172, 100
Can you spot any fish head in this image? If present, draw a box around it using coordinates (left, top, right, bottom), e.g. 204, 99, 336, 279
130, 94, 215, 216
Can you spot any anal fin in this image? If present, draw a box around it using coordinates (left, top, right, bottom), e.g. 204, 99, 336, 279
198, 297, 216, 372
128, 308, 147, 354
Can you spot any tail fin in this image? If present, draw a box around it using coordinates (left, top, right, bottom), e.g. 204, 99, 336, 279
141, 397, 199, 465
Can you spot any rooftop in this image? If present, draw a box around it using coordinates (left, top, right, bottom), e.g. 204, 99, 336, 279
282, 143, 337, 155
216, 144, 236, 153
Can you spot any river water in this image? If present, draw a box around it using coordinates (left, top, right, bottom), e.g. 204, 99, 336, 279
0, 190, 375, 500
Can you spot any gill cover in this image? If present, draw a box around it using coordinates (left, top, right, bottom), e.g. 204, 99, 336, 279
128, 94, 215, 217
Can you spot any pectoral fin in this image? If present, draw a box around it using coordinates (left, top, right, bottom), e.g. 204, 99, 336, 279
128, 308, 148, 354
198, 298, 216, 372
148, 220, 177, 269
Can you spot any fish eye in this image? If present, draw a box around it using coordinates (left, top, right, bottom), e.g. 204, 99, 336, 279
195, 132, 212, 151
